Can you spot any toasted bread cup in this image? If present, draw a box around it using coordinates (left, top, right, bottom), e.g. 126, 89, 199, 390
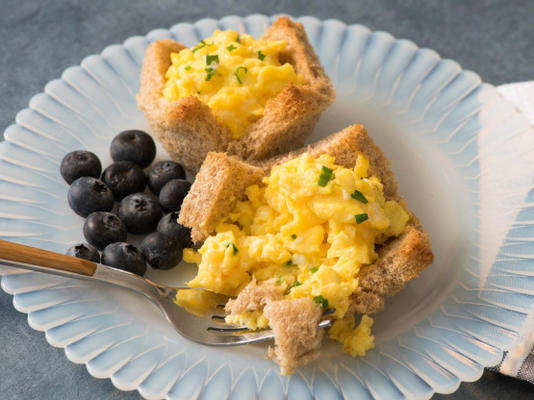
137, 17, 335, 173
178, 124, 433, 374
180, 124, 433, 373
179, 124, 433, 313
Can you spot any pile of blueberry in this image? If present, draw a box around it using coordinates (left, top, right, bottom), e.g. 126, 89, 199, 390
62, 130, 192, 276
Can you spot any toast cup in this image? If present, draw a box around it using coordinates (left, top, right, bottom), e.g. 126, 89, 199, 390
178, 123, 433, 373
137, 17, 335, 173
180, 124, 433, 313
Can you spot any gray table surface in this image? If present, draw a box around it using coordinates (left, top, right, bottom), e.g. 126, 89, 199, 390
1, 0, 534, 399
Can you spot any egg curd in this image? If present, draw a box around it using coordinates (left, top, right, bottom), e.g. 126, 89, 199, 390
180, 152, 409, 356
163, 30, 304, 139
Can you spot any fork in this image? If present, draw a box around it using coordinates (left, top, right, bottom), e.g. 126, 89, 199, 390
0, 239, 331, 345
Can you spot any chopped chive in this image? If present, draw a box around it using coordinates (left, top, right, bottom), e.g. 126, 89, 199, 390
234, 66, 248, 84
276, 275, 284, 285
351, 189, 368, 203
291, 234, 297, 239
292, 280, 302, 288
226, 242, 239, 254
310, 267, 318, 273
206, 54, 219, 65
285, 259, 293, 266
192, 40, 208, 53
184, 65, 192, 71
204, 67, 216, 81
317, 166, 334, 187
313, 295, 328, 308
355, 213, 369, 224
226, 44, 237, 52
236, 34, 241, 43
257, 50, 265, 61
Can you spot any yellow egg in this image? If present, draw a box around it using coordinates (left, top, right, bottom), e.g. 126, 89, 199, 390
329, 315, 375, 357
174, 289, 219, 316
225, 311, 269, 331
163, 30, 304, 139
181, 152, 408, 357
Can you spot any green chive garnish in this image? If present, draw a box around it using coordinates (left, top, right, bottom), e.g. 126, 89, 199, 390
258, 50, 265, 61
184, 65, 192, 71
292, 280, 302, 288
226, 242, 239, 254
285, 259, 293, 266
355, 213, 369, 224
226, 44, 237, 52
234, 66, 247, 84
206, 54, 219, 65
291, 234, 297, 239
313, 295, 328, 308
317, 166, 334, 187
351, 189, 368, 203
192, 40, 208, 53
204, 67, 216, 81
276, 275, 284, 285
236, 34, 241, 43
310, 267, 318, 273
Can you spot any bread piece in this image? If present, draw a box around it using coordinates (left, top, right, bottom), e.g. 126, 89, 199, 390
178, 152, 264, 243
264, 298, 324, 375
225, 278, 284, 315
137, 17, 335, 173
350, 225, 433, 315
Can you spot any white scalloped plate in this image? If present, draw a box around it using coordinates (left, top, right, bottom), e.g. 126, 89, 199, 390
1, 14, 534, 400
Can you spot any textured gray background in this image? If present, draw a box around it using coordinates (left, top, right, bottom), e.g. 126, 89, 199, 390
1, 0, 533, 399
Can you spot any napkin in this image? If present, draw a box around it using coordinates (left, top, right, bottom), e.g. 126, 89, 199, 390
492, 81, 534, 384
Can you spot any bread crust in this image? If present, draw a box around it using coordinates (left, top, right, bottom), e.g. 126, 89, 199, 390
137, 17, 335, 173
178, 152, 265, 243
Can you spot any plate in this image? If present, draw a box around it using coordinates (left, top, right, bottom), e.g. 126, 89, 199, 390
1, 14, 534, 400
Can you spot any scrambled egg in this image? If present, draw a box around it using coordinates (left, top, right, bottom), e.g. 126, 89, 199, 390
183, 152, 409, 356
225, 311, 269, 331
163, 29, 303, 139
329, 315, 375, 357
174, 288, 217, 316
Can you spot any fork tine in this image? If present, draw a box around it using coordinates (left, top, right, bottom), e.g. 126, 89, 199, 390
207, 325, 249, 332
206, 318, 333, 347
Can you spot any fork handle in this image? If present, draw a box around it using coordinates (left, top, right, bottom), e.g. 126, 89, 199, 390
0, 239, 97, 276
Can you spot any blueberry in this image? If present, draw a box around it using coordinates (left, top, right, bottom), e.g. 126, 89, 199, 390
83, 211, 127, 250
148, 161, 186, 194
66, 243, 100, 263
101, 161, 147, 200
118, 192, 162, 234
157, 212, 193, 248
158, 179, 191, 213
141, 232, 182, 270
68, 177, 114, 217
60, 150, 102, 184
110, 130, 156, 168
102, 242, 146, 275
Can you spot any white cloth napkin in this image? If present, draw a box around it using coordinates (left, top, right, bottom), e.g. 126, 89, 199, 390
493, 82, 534, 383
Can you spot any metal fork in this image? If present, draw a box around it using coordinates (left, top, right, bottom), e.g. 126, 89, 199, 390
0, 239, 331, 345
